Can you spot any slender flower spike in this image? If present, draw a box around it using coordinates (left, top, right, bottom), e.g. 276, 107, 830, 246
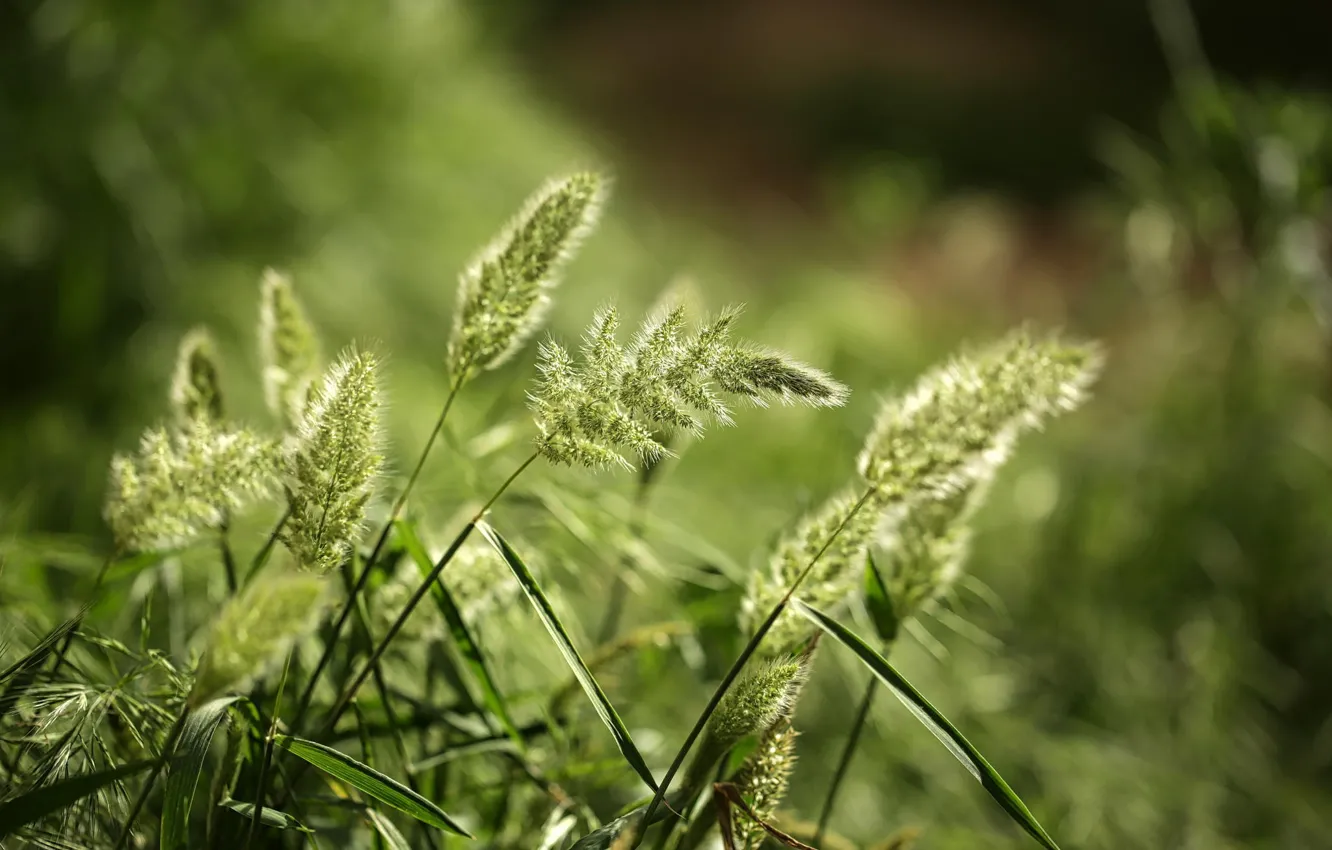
448, 172, 608, 380
104, 422, 281, 553
858, 329, 1102, 501
733, 722, 799, 850
708, 654, 809, 747
189, 570, 330, 706
169, 327, 224, 426
281, 348, 384, 574
879, 483, 984, 623
259, 268, 322, 429
530, 303, 848, 470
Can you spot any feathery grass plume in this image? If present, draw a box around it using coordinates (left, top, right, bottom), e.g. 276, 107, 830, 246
281, 347, 384, 574
104, 421, 281, 552
733, 721, 799, 850
707, 654, 809, 748
259, 268, 322, 429
530, 303, 848, 469
448, 172, 608, 379
857, 328, 1102, 500
189, 570, 329, 706
169, 327, 224, 425
743, 329, 1099, 650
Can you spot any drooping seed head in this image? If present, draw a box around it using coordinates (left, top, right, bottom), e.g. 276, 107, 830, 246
259, 268, 322, 430
189, 570, 330, 706
281, 347, 384, 573
858, 329, 1101, 501
169, 327, 224, 425
734, 721, 799, 850
448, 172, 608, 380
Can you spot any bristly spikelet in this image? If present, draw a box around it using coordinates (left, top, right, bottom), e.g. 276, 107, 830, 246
448, 172, 608, 379
169, 327, 224, 425
189, 570, 329, 706
708, 655, 809, 746
857, 329, 1102, 500
104, 422, 281, 553
259, 268, 322, 429
281, 347, 384, 573
530, 302, 849, 470
734, 721, 799, 850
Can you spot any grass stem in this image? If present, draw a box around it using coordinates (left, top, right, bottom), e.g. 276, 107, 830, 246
813, 678, 877, 845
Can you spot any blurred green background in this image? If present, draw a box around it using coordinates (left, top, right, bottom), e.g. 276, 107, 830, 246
4, 0, 1332, 846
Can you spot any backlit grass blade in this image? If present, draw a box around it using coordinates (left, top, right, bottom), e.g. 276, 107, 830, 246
220, 799, 310, 832
395, 519, 524, 748
477, 521, 659, 794
0, 761, 154, 839
862, 553, 899, 644
274, 734, 471, 836
162, 695, 240, 849
793, 599, 1060, 850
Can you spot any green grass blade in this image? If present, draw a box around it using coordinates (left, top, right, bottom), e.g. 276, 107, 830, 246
0, 761, 154, 839
220, 799, 310, 832
862, 553, 899, 644
274, 734, 471, 837
395, 519, 524, 749
365, 809, 413, 850
162, 695, 240, 849
476, 521, 659, 794
792, 599, 1061, 850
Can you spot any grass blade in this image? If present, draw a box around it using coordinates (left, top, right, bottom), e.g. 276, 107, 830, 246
862, 553, 899, 644
0, 761, 154, 839
220, 799, 310, 832
274, 734, 471, 837
476, 521, 659, 794
365, 809, 412, 850
396, 519, 524, 748
793, 599, 1061, 850
0, 613, 84, 727
162, 696, 240, 849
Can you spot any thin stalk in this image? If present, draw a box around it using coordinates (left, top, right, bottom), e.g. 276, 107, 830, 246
596, 478, 653, 644
243, 506, 291, 587
113, 703, 191, 850
290, 375, 468, 733
813, 678, 878, 845
219, 518, 238, 595
635, 486, 878, 846
48, 552, 116, 682
318, 451, 539, 736
246, 650, 295, 850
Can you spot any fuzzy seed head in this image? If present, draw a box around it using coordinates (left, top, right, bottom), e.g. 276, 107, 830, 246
709, 656, 808, 746
104, 422, 281, 553
531, 302, 848, 470
734, 721, 799, 850
170, 327, 224, 425
858, 329, 1101, 501
259, 268, 322, 429
190, 570, 329, 706
281, 347, 384, 574
880, 484, 984, 623
448, 172, 608, 379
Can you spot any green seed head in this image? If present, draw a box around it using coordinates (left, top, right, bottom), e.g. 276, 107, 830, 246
170, 327, 224, 425
259, 268, 322, 430
734, 721, 799, 850
190, 570, 330, 706
281, 347, 384, 573
448, 172, 609, 380
709, 656, 809, 747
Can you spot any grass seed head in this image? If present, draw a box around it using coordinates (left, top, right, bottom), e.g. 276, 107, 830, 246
259, 268, 323, 430
448, 171, 609, 380
170, 326, 224, 426
708, 655, 809, 747
281, 346, 384, 573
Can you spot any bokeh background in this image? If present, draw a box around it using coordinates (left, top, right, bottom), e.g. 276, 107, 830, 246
4, 0, 1332, 846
